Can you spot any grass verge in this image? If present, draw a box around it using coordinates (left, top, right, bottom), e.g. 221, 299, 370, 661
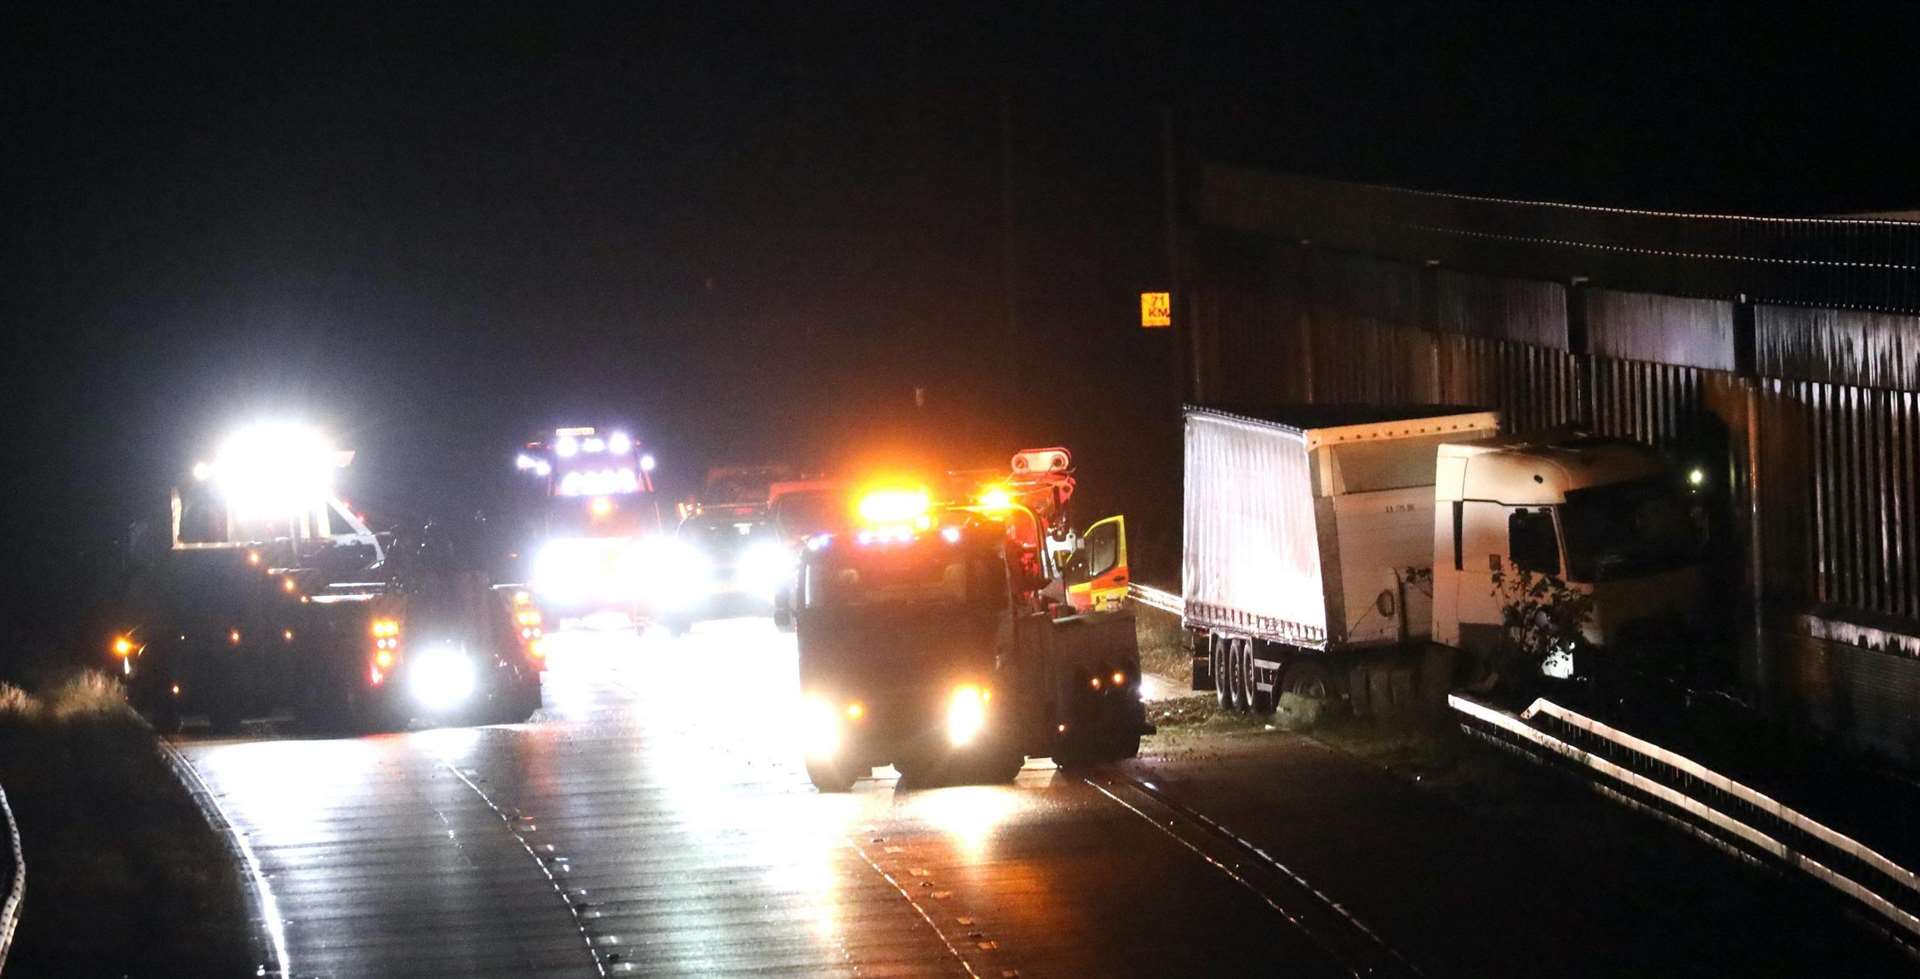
1134, 605, 1191, 682
0, 670, 255, 978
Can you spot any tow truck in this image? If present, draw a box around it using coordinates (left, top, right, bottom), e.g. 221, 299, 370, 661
516, 426, 669, 627
111, 422, 543, 733
792, 448, 1151, 791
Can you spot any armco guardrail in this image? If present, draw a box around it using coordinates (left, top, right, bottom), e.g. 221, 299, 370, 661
0, 784, 23, 973
1129, 583, 1183, 616
1451, 694, 1920, 941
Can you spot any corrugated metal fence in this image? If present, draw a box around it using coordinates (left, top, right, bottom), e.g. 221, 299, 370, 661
1193, 281, 1920, 631
1190, 167, 1920, 759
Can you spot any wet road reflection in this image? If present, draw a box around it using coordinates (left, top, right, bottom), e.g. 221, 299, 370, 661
183, 620, 1341, 978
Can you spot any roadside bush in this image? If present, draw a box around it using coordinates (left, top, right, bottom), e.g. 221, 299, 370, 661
1134, 606, 1191, 682
0, 683, 38, 722
45, 669, 128, 722
1487, 562, 1594, 694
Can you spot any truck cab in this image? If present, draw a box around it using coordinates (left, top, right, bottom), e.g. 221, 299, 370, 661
115, 424, 543, 733
1433, 434, 1706, 659
791, 463, 1150, 792
516, 427, 665, 626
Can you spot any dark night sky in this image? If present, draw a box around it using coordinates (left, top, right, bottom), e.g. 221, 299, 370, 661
6, 2, 1920, 635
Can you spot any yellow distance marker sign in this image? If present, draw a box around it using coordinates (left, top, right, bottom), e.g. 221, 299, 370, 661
1140, 291, 1171, 328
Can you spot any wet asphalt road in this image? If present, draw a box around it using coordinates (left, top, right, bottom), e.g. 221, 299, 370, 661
179, 620, 1346, 978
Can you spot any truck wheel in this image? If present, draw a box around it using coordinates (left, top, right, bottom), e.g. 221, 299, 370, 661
1227, 639, 1250, 712
1247, 648, 1275, 715
965, 744, 1025, 784
805, 758, 857, 793
1211, 637, 1232, 709
1285, 660, 1332, 700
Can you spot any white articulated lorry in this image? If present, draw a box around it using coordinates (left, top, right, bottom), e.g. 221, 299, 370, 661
1182, 404, 1705, 713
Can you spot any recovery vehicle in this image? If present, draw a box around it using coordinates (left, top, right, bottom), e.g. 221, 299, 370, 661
516, 426, 669, 627
1180, 405, 1707, 712
792, 447, 1151, 791
112, 422, 543, 732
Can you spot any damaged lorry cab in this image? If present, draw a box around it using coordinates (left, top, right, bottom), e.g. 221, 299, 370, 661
1434, 435, 1705, 653
792, 450, 1152, 792
1181, 405, 1707, 712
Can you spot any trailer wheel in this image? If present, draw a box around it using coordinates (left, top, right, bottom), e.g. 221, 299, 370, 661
1247, 647, 1275, 715
805, 758, 857, 793
1227, 639, 1250, 712
1210, 637, 1232, 709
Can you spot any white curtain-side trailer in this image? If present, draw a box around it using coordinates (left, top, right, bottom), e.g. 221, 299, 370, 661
1183, 405, 1502, 713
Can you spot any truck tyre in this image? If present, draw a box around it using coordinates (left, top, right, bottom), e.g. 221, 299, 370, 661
1211, 637, 1232, 709
1282, 660, 1346, 721
1247, 648, 1275, 715
1285, 659, 1332, 700
1228, 639, 1250, 712
805, 758, 857, 793
966, 744, 1025, 784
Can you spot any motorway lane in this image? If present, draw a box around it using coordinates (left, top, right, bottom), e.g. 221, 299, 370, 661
180, 620, 1347, 978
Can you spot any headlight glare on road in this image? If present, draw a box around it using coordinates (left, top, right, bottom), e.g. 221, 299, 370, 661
801, 695, 842, 759
946, 684, 988, 747
410, 645, 477, 711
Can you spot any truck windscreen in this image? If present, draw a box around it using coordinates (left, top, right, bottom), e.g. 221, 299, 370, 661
1559, 479, 1702, 582
773, 491, 847, 541
805, 551, 1005, 611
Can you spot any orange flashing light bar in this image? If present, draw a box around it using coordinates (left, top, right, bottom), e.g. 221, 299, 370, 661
855, 487, 931, 526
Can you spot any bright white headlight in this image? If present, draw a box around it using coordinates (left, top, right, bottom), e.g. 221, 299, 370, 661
633, 536, 710, 608
946, 685, 988, 747
410, 646, 477, 711
739, 541, 797, 597
801, 695, 842, 759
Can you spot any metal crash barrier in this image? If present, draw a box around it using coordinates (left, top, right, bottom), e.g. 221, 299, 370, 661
0, 784, 22, 973
1129, 583, 1182, 616
1451, 694, 1920, 941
